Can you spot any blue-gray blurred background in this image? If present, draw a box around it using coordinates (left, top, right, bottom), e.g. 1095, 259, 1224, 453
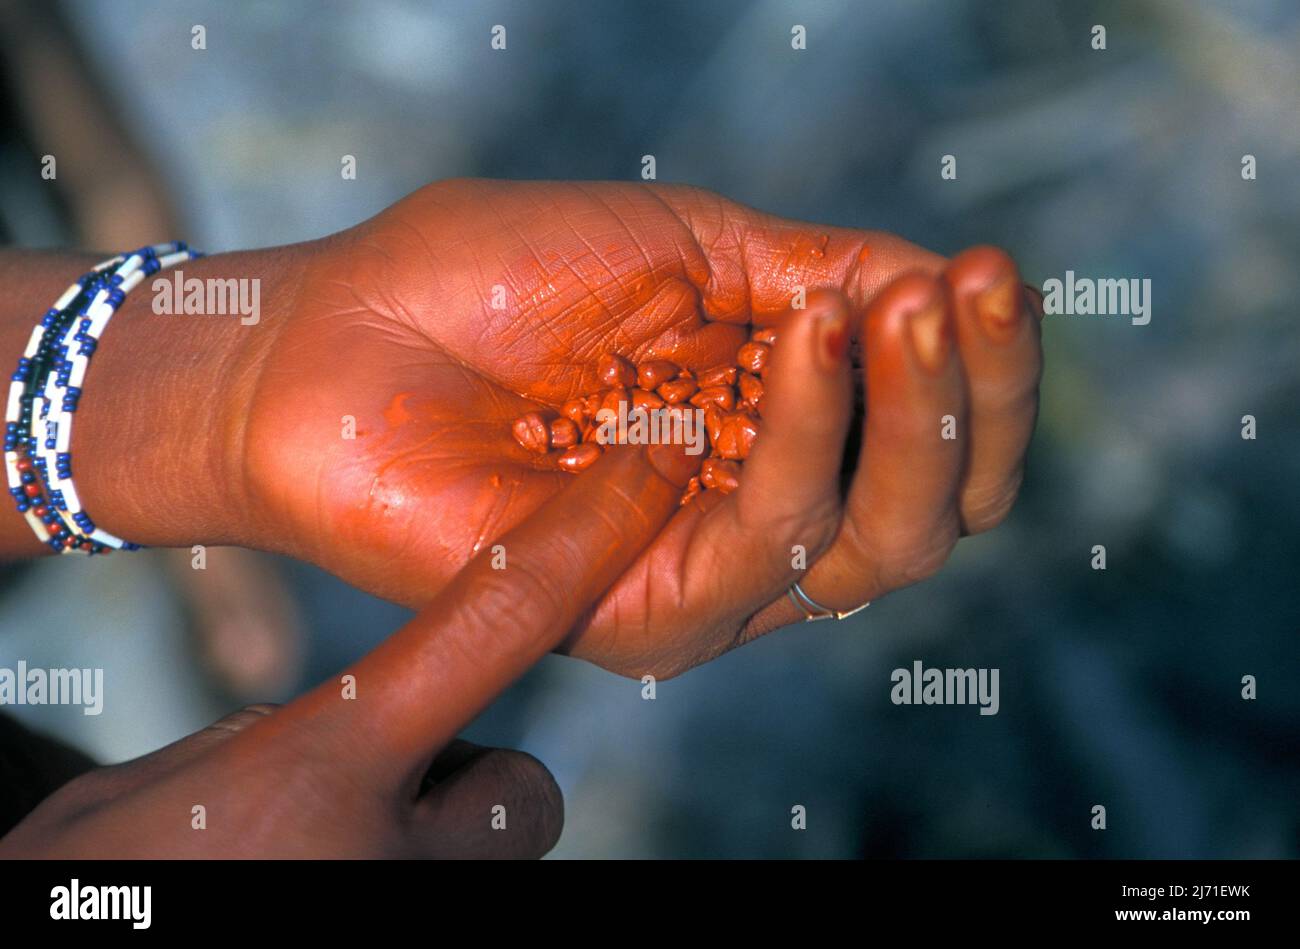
1, 0, 1296, 857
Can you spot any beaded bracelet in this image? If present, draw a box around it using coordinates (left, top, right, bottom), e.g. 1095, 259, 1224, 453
5, 242, 202, 554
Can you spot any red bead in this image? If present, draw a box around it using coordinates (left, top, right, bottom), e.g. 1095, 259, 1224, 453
16, 456, 33, 473
32, 505, 48, 518
45, 521, 61, 535
23, 483, 41, 498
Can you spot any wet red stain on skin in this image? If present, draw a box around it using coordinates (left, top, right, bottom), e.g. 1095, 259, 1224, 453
783, 233, 830, 273
383, 392, 417, 428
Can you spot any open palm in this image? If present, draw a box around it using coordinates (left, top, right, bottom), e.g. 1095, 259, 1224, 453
244, 179, 1042, 677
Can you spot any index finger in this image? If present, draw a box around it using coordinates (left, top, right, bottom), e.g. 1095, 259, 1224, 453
282, 441, 699, 785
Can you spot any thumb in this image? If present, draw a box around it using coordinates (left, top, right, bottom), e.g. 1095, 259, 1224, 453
407, 741, 564, 859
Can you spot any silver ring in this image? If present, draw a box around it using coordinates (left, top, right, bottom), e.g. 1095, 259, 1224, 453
788, 581, 871, 623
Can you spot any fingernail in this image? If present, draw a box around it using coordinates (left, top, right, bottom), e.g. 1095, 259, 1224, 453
815, 308, 849, 373
909, 291, 949, 374
647, 441, 702, 487
974, 273, 1022, 340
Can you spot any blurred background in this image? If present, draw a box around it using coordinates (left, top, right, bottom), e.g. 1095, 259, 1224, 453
0, 0, 1296, 857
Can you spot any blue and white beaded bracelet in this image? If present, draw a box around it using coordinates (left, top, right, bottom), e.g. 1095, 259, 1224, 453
5, 242, 202, 554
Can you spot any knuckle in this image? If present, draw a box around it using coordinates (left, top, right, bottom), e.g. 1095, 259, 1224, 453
595, 478, 655, 540
875, 523, 959, 590
876, 401, 957, 446
973, 375, 1041, 415
961, 476, 1024, 534
455, 560, 569, 634
738, 490, 841, 559
207, 703, 280, 737
802, 499, 845, 555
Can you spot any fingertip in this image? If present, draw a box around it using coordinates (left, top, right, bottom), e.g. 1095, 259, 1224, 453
943, 245, 1016, 292
804, 287, 851, 319
943, 245, 1030, 343
804, 289, 851, 372
760, 290, 855, 435
868, 271, 943, 327
862, 272, 957, 378
647, 441, 703, 487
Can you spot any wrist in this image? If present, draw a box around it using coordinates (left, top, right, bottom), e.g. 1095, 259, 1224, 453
67, 243, 310, 549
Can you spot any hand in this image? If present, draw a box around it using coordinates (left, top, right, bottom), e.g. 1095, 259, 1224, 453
66, 179, 1041, 677
0, 442, 697, 857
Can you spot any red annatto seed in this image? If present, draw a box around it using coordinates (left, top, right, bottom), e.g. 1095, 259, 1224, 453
699, 459, 717, 489
511, 412, 551, 454
557, 443, 602, 472
704, 406, 724, 444
690, 385, 736, 412
637, 359, 680, 390
592, 389, 628, 445
561, 398, 591, 425
550, 417, 580, 449
714, 412, 760, 460
513, 333, 778, 499
658, 377, 698, 404
713, 425, 740, 459
662, 403, 692, 426
707, 458, 741, 493
599, 386, 628, 418
597, 353, 636, 389
697, 365, 738, 387
631, 388, 665, 412
599, 387, 627, 412
736, 341, 770, 375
